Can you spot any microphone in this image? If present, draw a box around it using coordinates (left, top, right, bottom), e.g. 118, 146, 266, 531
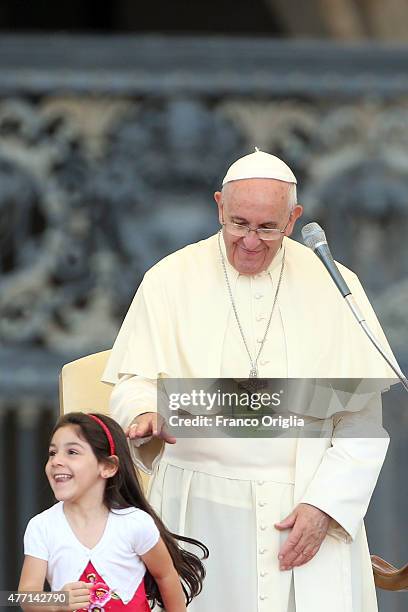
301, 223, 351, 298
301, 222, 408, 391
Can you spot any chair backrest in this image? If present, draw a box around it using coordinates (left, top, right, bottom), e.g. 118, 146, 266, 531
59, 350, 150, 491
59, 350, 113, 415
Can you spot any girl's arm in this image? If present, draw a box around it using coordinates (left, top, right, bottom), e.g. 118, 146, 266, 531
18, 555, 90, 612
141, 538, 186, 612
18, 555, 48, 612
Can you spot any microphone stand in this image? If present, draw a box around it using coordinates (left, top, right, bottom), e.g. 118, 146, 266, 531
302, 225, 408, 393
344, 293, 408, 393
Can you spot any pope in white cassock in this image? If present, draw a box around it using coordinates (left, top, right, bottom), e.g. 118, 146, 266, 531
103, 150, 396, 612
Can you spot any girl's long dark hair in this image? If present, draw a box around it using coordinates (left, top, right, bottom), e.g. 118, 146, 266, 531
52, 412, 208, 608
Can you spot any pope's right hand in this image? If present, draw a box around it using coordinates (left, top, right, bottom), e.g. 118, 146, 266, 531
125, 412, 177, 444
60, 581, 90, 611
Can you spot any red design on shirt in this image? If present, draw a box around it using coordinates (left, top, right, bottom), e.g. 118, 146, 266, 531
79, 561, 150, 611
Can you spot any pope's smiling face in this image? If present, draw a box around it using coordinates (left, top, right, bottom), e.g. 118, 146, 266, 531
214, 178, 303, 276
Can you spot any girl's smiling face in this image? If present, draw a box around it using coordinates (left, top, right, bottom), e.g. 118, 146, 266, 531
45, 425, 108, 505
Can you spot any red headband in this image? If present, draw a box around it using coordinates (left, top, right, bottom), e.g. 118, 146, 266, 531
88, 414, 116, 455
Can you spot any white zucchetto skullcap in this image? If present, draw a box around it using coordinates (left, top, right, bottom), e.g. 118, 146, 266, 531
222, 147, 297, 186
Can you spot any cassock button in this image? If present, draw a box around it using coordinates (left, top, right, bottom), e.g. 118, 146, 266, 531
257, 480, 265, 485
258, 548, 267, 555
255, 293, 263, 299
258, 501, 267, 507
260, 359, 269, 366
260, 571, 268, 577
260, 523, 267, 531
256, 314, 265, 321
260, 595, 268, 600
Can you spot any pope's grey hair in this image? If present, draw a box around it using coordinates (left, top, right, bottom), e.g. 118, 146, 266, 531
287, 183, 297, 211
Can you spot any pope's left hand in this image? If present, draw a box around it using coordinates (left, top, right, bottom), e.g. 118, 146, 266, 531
275, 503, 331, 570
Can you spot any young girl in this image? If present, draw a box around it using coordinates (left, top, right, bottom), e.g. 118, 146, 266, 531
19, 412, 208, 611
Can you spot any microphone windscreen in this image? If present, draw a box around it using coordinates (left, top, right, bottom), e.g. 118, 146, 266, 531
301, 222, 327, 250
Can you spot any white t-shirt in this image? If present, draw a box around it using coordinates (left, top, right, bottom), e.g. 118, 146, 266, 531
23, 502, 160, 603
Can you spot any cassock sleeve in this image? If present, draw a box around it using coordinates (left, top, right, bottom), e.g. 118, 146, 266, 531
299, 393, 389, 542
103, 269, 181, 384
110, 375, 164, 474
